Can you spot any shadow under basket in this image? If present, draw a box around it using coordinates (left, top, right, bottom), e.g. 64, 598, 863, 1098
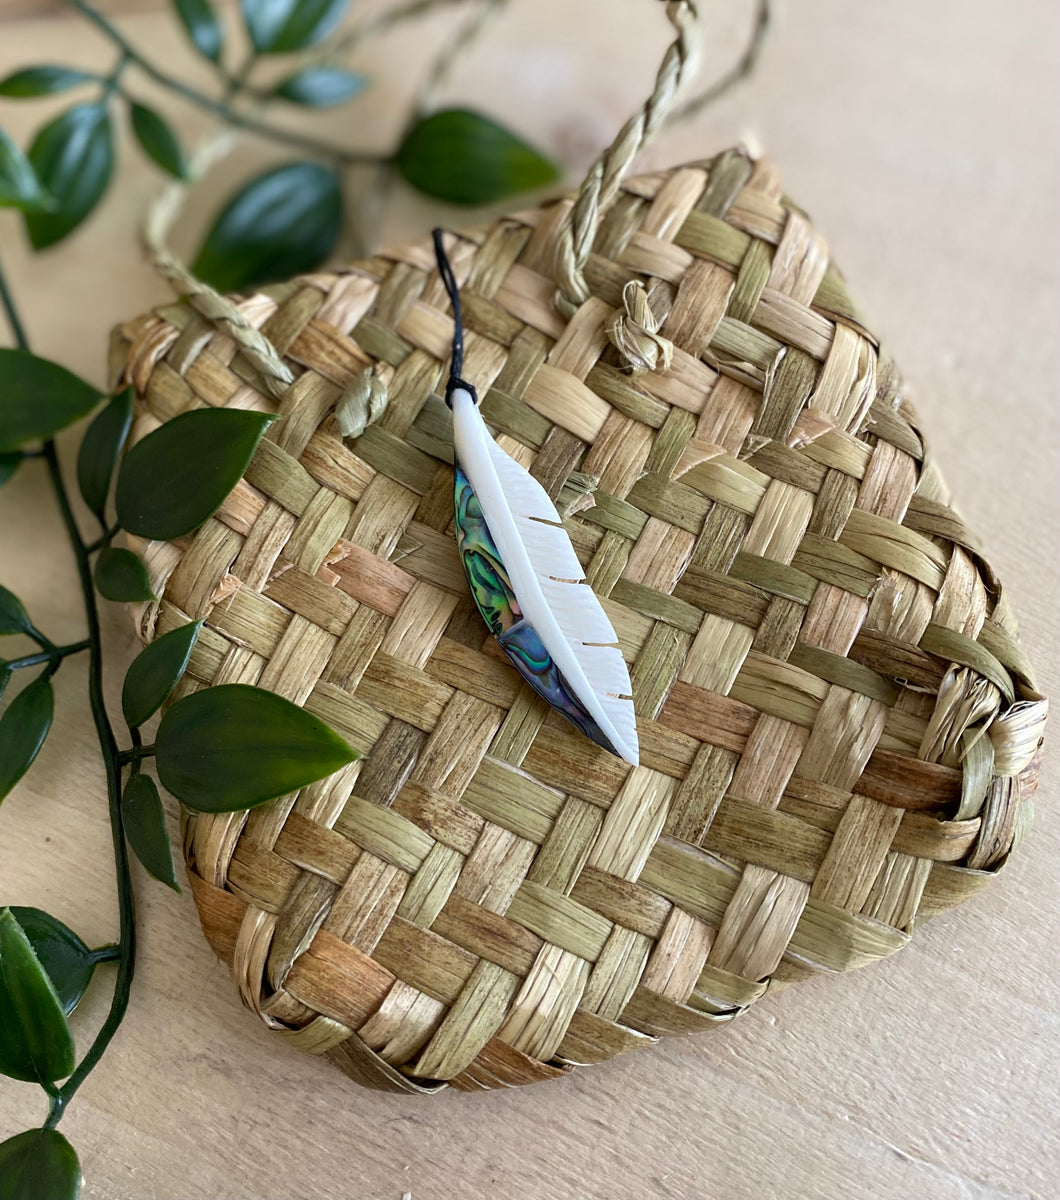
111, 148, 1047, 1094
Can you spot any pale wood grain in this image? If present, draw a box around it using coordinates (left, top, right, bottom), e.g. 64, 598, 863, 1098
1, 2, 1058, 1198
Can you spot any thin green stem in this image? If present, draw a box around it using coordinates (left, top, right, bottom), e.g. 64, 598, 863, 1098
89, 944, 121, 964
68, 0, 382, 165
5, 639, 91, 672
1, 251, 136, 1133
0, 255, 29, 349
117, 744, 155, 766
40, 438, 136, 1130
223, 50, 258, 103
85, 525, 118, 555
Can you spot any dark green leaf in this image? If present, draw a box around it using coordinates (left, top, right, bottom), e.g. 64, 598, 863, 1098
156, 683, 357, 812
0, 455, 21, 488
0, 128, 52, 214
8, 908, 96, 1015
93, 547, 155, 602
0, 66, 93, 98
0, 667, 10, 702
25, 103, 114, 249
0, 349, 100, 454
0, 908, 75, 1083
396, 108, 560, 205
192, 161, 343, 292
0, 1129, 81, 1200
0, 674, 53, 802
129, 102, 187, 180
122, 620, 202, 728
172, 0, 224, 64
273, 66, 366, 107
114, 407, 277, 540
0, 585, 32, 637
76, 387, 134, 521
242, 0, 349, 54
121, 774, 179, 890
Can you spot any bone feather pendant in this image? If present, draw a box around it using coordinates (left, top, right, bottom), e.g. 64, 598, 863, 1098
434, 231, 639, 765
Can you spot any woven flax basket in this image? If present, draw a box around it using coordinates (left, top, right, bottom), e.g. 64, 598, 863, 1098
111, 145, 1047, 1094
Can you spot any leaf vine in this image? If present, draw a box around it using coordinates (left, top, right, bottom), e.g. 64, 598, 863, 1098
0, 1, 772, 1194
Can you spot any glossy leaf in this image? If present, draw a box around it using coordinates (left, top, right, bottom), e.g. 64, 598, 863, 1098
273, 66, 366, 107
0, 908, 75, 1083
0, 348, 100, 454
172, 0, 224, 64
25, 103, 114, 249
396, 108, 559, 205
114, 407, 277, 540
0, 66, 93, 98
192, 161, 343, 292
122, 620, 202, 729
156, 683, 357, 812
0, 455, 21, 488
0, 128, 52, 214
122, 774, 179, 890
242, 0, 349, 54
0, 674, 54, 802
93, 547, 155, 603
0, 1129, 81, 1200
76, 387, 134, 521
129, 102, 187, 179
8, 908, 96, 1015
0, 585, 32, 637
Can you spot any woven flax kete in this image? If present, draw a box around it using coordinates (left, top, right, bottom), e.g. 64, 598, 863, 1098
113, 148, 1047, 1093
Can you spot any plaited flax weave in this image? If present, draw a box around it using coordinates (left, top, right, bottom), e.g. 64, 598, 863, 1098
112, 148, 1047, 1093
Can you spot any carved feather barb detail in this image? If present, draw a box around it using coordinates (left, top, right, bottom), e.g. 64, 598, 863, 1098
433, 230, 639, 765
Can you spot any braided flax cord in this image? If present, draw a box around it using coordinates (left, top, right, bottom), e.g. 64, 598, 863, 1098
111, 149, 1047, 1092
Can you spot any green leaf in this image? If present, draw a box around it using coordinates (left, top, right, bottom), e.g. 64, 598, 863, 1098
172, 0, 224, 64
273, 66, 366, 107
396, 108, 560, 205
0, 349, 101, 454
122, 620, 202, 728
0, 66, 93, 98
93, 547, 155, 603
121, 774, 179, 890
0, 585, 32, 637
0, 667, 10, 702
0, 675, 54, 802
0, 908, 75, 1083
76, 387, 134, 521
129, 102, 187, 180
114, 407, 277, 540
156, 683, 357, 812
25, 103, 114, 249
242, 0, 349, 54
7, 908, 96, 1016
0, 1129, 81, 1200
0, 128, 52, 214
192, 161, 343, 292
0, 454, 22, 488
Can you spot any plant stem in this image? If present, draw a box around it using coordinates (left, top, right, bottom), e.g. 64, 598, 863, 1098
118, 744, 156, 766
0, 255, 29, 350
68, 0, 383, 165
85, 526, 118, 554
5, 640, 91, 672
1, 252, 136, 1132
40, 438, 136, 1130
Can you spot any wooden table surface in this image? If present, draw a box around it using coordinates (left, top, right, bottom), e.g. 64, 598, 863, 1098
1, 3, 1057, 1198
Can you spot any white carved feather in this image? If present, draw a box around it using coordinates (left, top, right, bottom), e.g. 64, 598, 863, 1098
451, 386, 639, 764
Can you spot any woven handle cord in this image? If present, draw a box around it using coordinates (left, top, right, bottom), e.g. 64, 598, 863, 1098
553, 0, 701, 314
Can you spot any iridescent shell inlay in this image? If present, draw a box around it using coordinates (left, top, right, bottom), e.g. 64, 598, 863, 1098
454, 465, 619, 756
